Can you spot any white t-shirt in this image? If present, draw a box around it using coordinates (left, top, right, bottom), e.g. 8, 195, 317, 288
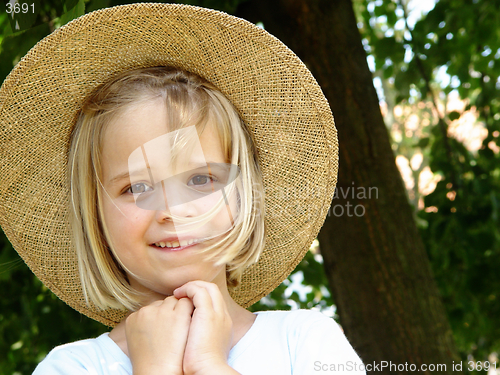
33, 310, 366, 375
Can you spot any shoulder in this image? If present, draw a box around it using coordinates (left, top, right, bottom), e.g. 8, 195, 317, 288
253, 310, 349, 354
33, 333, 131, 375
255, 310, 366, 374
38, 336, 103, 364
255, 309, 341, 334
255, 308, 328, 321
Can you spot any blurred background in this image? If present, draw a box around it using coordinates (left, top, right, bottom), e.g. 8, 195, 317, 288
1, 0, 499, 373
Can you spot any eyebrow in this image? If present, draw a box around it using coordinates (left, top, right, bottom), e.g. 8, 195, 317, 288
108, 161, 221, 185
108, 171, 133, 186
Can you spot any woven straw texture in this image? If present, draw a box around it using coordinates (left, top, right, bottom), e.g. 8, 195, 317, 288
0, 3, 338, 327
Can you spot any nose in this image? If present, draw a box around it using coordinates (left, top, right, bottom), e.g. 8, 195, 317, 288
152, 179, 191, 222
155, 203, 199, 222
155, 207, 171, 223
154, 196, 199, 224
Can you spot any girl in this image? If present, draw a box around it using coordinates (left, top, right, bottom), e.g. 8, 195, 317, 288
0, 4, 365, 375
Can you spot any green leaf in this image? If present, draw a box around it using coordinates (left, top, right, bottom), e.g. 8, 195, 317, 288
58, 0, 85, 27
417, 137, 431, 148
448, 111, 461, 121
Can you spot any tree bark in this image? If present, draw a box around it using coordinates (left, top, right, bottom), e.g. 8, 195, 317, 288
237, 0, 461, 372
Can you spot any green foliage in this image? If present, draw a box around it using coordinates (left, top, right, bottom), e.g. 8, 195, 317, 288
0, 0, 87, 82
174, 0, 248, 14
356, 0, 500, 363
249, 250, 335, 315
0, 229, 108, 374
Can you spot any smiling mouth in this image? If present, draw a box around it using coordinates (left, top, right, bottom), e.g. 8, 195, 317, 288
153, 238, 201, 249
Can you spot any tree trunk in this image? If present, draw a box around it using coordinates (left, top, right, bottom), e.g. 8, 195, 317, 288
237, 0, 461, 372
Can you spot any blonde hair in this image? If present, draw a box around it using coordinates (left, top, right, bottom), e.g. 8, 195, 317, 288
68, 67, 265, 311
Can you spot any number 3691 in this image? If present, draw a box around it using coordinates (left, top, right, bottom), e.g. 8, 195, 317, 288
6, 2, 35, 14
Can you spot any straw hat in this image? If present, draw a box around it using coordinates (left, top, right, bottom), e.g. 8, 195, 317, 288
0, 3, 338, 326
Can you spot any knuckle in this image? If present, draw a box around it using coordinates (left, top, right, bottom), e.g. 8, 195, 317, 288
125, 311, 137, 324
204, 281, 217, 288
135, 306, 152, 319
177, 297, 193, 306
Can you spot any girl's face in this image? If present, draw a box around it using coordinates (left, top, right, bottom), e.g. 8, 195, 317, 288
99, 99, 237, 303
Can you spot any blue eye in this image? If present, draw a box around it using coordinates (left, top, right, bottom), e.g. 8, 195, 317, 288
189, 175, 212, 186
127, 182, 153, 194
187, 175, 219, 190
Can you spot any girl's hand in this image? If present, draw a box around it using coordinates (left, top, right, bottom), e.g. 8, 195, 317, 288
174, 281, 235, 375
125, 296, 194, 375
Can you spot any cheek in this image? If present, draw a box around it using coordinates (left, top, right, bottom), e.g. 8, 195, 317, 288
214, 189, 239, 229
188, 190, 233, 216
101, 199, 149, 242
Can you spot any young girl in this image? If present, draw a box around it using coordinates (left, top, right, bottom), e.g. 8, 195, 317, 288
0, 4, 365, 375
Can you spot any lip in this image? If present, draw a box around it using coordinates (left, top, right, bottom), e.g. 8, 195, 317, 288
150, 237, 205, 251
151, 242, 198, 252
151, 236, 201, 244
152, 237, 180, 244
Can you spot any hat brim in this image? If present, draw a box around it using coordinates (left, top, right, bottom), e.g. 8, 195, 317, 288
0, 3, 338, 326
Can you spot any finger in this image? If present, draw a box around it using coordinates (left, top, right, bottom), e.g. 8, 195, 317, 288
137, 295, 177, 310
149, 300, 164, 307
174, 297, 195, 316
161, 295, 180, 308
174, 282, 215, 311
174, 281, 228, 315
195, 282, 227, 315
